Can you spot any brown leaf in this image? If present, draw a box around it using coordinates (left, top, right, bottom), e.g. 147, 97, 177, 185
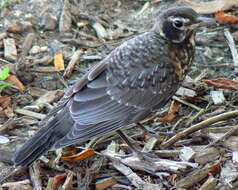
6, 75, 25, 93
54, 53, 65, 71
215, 11, 238, 25
96, 177, 117, 190
0, 96, 14, 118
52, 174, 66, 189
209, 161, 222, 176
61, 148, 96, 162
0, 96, 11, 109
203, 78, 238, 90
159, 101, 181, 124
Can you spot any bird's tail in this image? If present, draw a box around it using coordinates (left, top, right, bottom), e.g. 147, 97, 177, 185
12, 109, 74, 167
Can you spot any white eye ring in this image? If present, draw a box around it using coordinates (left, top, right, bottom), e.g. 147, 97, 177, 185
171, 17, 186, 30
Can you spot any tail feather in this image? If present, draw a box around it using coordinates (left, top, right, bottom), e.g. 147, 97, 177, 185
13, 109, 73, 167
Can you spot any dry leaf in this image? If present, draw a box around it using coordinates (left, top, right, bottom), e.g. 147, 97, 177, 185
54, 53, 65, 71
159, 101, 181, 124
6, 75, 25, 93
209, 161, 222, 176
61, 148, 96, 162
215, 11, 238, 24
96, 177, 117, 190
0, 96, 14, 118
0, 96, 11, 109
52, 174, 66, 189
203, 78, 238, 90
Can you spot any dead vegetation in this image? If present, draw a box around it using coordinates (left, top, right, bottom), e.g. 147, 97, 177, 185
0, 0, 238, 189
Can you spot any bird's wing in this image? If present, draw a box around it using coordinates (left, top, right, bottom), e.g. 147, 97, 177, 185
54, 33, 178, 148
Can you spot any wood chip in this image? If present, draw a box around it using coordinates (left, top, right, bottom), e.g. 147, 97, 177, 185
29, 163, 42, 190
210, 90, 226, 105
31, 90, 63, 112
59, 0, 72, 33
179, 147, 195, 162
199, 176, 217, 190
63, 50, 82, 78
194, 147, 220, 165
96, 177, 117, 190
224, 28, 238, 73
176, 164, 214, 189
220, 160, 238, 185
0, 33, 7, 41
112, 160, 144, 188
232, 151, 238, 164
0, 135, 10, 144
1, 179, 32, 190
176, 86, 197, 97
14, 108, 45, 120
61, 172, 74, 190
91, 21, 108, 39
3, 38, 17, 61
54, 53, 65, 71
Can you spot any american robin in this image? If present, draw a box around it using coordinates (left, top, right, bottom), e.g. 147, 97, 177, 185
13, 6, 215, 167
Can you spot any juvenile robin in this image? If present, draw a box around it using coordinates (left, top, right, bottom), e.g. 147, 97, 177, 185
13, 6, 215, 167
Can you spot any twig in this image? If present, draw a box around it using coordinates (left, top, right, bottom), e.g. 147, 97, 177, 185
161, 110, 238, 148
205, 124, 238, 148
16, 33, 36, 71
0, 118, 16, 134
224, 28, 238, 73
0, 58, 13, 64
0, 166, 22, 184
60, 171, 74, 190
63, 50, 82, 78
172, 96, 201, 111
112, 160, 144, 188
176, 163, 217, 189
29, 163, 42, 190
15, 108, 46, 120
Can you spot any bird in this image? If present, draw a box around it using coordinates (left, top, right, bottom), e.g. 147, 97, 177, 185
13, 6, 215, 167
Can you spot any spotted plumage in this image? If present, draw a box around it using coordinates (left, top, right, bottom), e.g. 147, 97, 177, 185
13, 6, 214, 167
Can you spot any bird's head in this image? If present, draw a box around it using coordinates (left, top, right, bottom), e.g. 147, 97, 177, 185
153, 6, 215, 43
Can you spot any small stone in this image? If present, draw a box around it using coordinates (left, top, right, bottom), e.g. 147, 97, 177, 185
232, 151, 238, 164
210, 90, 226, 105
29, 46, 41, 54
4, 38, 17, 61
40, 46, 48, 52
179, 147, 195, 161
29, 46, 48, 54
0, 135, 10, 144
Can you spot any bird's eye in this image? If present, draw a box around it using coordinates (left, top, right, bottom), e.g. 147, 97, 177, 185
173, 19, 184, 29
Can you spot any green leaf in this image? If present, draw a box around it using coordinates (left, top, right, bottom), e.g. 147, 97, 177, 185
0, 81, 12, 92
0, 67, 10, 80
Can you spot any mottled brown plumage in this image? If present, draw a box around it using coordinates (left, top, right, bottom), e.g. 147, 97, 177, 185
13, 6, 214, 167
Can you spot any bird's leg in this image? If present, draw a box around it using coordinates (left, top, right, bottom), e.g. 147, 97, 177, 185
137, 123, 160, 139
117, 130, 158, 163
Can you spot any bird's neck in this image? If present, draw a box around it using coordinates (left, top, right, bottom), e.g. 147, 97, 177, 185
168, 33, 196, 81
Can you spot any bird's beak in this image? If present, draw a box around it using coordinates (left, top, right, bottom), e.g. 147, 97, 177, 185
191, 16, 216, 30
